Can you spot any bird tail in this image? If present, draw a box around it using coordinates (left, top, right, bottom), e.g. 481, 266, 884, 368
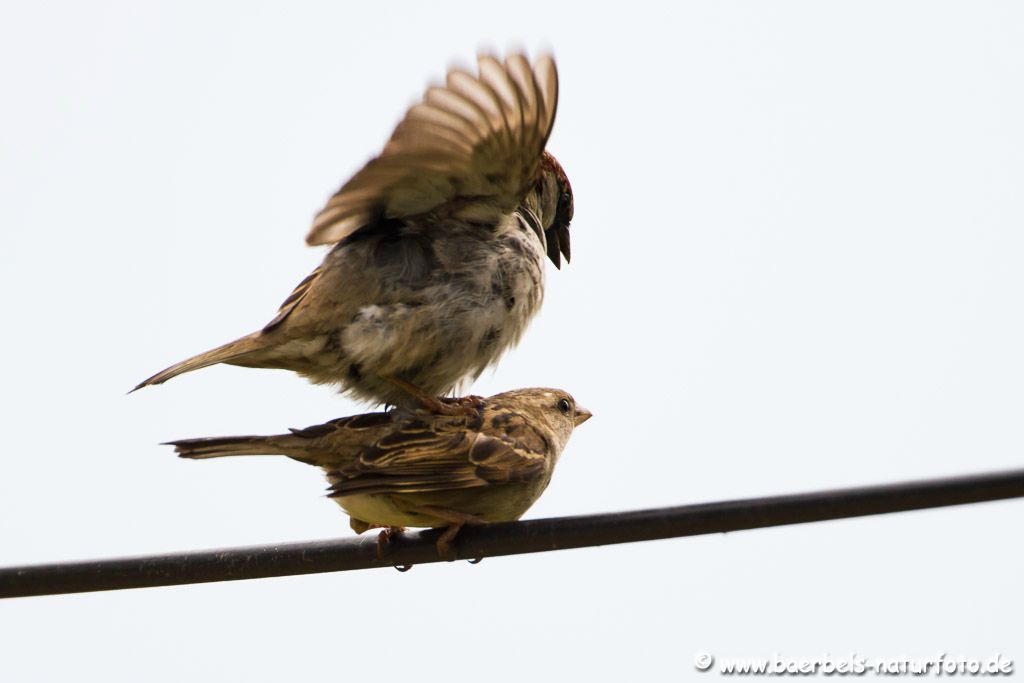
132, 333, 264, 392
167, 435, 289, 460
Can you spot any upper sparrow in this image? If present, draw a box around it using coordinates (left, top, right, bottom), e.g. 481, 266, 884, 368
135, 53, 574, 410
168, 388, 591, 555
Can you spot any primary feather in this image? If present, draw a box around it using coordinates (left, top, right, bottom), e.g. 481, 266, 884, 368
307, 55, 559, 246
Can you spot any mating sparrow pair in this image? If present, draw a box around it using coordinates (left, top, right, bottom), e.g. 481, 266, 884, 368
141, 53, 587, 552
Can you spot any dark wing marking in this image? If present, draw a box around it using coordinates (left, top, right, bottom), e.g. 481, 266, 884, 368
262, 266, 323, 332
326, 413, 551, 498
326, 473, 489, 498
287, 410, 395, 439
468, 433, 548, 484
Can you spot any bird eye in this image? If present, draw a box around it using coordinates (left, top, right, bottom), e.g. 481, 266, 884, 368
557, 398, 571, 415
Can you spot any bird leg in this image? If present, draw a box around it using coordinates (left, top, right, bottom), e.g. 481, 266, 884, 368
386, 377, 480, 416
349, 516, 407, 561
407, 505, 487, 558
372, 525, 405, 560
440, 394, 486, 412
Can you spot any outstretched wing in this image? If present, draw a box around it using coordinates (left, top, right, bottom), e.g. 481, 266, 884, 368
326, 417, 550, 498
307, 53, 559, 246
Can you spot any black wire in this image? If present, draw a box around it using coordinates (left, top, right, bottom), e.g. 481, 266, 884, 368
3, 468, 1023, 599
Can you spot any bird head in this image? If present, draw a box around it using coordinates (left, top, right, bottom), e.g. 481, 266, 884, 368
535, 151, 574, 269
487, 387, 591, 457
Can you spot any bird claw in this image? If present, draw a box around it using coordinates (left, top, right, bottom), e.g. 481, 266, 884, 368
435, 535, 458, 561
375, 526, 405, 559
434, 522, 467, 560
385, 377, 482, 417
437, 394, 485, 417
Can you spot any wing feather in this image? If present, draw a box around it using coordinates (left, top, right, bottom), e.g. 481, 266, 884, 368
325, 413, 550, 498
262, 266, 323, 331
307, 53, 559, 246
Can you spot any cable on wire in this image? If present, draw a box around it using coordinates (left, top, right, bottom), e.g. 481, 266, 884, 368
2, 468, 1023, 599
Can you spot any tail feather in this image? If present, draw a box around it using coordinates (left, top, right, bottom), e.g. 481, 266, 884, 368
132, 333, 264, 392
167, 435, 285, 460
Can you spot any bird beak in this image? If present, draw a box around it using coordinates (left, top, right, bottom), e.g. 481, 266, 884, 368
545, 224, 571, 269
573, 406, 592, 426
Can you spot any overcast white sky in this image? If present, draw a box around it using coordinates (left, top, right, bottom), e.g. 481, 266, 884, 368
2, 1, 1023, 680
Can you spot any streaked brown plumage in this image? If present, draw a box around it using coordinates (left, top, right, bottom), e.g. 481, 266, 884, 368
167, 388, 591, 555
134, 54, 574, 409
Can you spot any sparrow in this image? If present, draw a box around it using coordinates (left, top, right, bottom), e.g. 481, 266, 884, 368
134, 53, 574, 412
167, 388, 592, 556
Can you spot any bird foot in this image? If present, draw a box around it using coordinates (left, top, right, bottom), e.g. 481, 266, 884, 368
410, 506, 487, 559
374, 526, 405, 559
437, 394, 485, 417
435, 525, 463, 560
385, 377, 481, 417
384, 501, 487, 560
426, 399, 480, 417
